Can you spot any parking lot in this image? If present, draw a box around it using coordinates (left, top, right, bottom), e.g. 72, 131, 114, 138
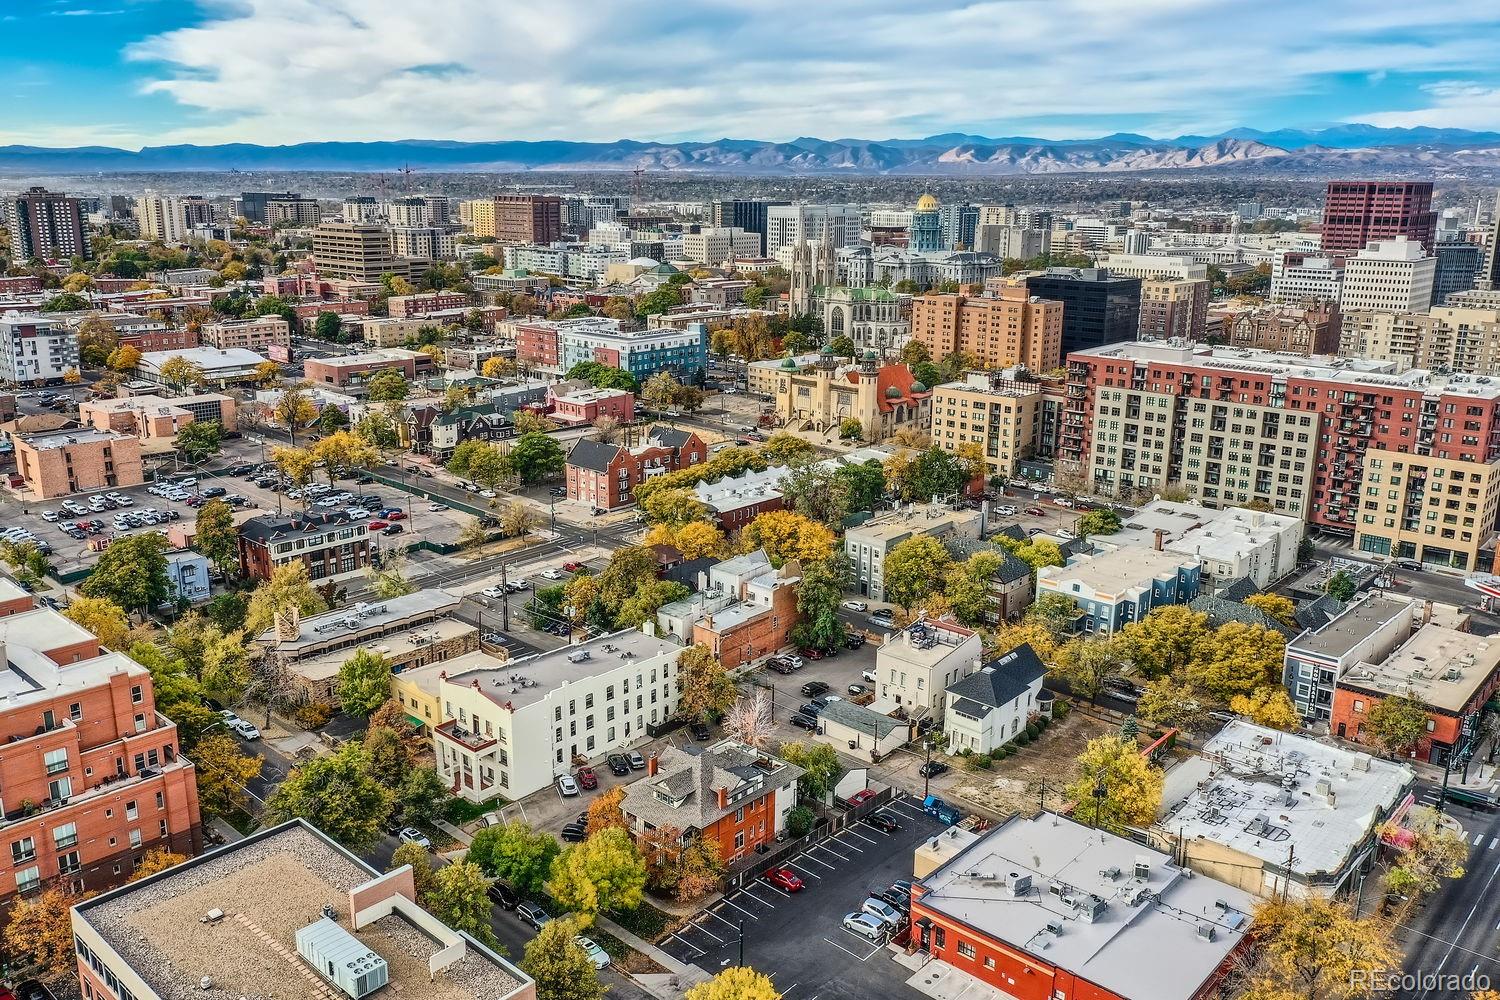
659, 795, 948, 1000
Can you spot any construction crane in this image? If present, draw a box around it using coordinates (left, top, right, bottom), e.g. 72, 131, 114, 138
631, 166, 646, 206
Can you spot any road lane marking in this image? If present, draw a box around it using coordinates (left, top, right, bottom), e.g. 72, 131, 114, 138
1474, 832, 1485, 845
1415, 859, 1500, 1000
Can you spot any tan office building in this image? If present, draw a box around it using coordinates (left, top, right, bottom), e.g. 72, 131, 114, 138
930, 371, 1046, 478
1138, 277, 1209, 340
202, 316, 290, 352
471, 195, 562, 245
1355, 448, 1500, 571
312, 220, 424, 282
910, 287, 1063, 371
15, 428, 145, 499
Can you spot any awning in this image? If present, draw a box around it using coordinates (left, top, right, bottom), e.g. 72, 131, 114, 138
405, 714, 427, 729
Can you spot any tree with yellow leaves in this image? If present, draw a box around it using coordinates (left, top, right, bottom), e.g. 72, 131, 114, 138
991, 621, 1059, 663
881, 535, 952, 612
1237, 896, 1397, 1000
274, 382, 319, 446
1049, 636, 1124, 703
1115, 605, 1210, 679
1245, 592, 1298, 628
311, 430, 380, 481
106, 342, 142, 372
1229, 685, 1300, 731
128, 848, 187, 882
253, 360, 282, 387
1064, 734, 1164, 828
741, 510, 834, 567
1136, 676, 1210, 732
3, 885, 89, 979
586, 786, 629, 837
638, 486, 710, 528
271, 445, 318, 494
953, 441, 988, 482
687, 967, 780, 1000
63, 594, 134, 650
1183, 620, 1285, 702
546, 826, 647, 921
646, 520, 727, 560
481, 356, 515, 379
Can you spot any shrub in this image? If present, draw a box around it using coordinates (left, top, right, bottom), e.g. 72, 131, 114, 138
996, 746, 1013, 759
988, 747, 1006, 761
1024, 722, 1041, 740
972, 755, 992, 770
1053, 700, 1071, 720
786, 806, 815, 838
1014, 733, 1032, 747
1035, 715, 1051, 731
295, 701, 334, 729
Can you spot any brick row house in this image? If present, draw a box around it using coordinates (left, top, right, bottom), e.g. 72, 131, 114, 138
565, 426, 706, 511
236, 511, 372, 583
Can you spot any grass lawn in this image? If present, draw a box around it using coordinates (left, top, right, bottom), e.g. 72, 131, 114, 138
443, 794, 509, 826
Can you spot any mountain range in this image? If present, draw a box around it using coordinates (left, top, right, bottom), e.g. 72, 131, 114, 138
6, 125, 1500, 175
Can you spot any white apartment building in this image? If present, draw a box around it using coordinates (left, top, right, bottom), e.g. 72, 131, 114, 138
1340, 237, 1436, 313
1095, 253, 1209, 281
943, 645, 1047, 756
844, 503, 983, 602
680, 227, 762, 264
973, 225, 1050, 259
874, 618, 982, 722
1271, 251, 1345, 304
134, 193, 213, 244
1101, 500, 1303, 590
389, 226, 455, 260
430, 626, 682, 802
0, 314, 80, 384
766, 203, 863, 254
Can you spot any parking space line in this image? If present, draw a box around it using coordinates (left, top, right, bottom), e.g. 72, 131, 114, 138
886, 798, 927, 817
813, 842, 852, 861
688, 919, 724, 943
662, 933, 705, 958
831, 834, 866, 853
842, 827, 879, 846
717, 895, 761, 919
756, 881, 792, 899
788, 861, 822, 879
795, 852, 836, 870
701, 907, 741, 931
736, 887, 777, 909
823, 936, 881, 961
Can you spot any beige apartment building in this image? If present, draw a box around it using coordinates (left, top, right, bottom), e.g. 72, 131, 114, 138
78, 392, 238, 443
361, 317, 432, 348
201, 316, 290, 352
1355, 448, 1500, 570
1138, 277, 1210, 340
312, 220, 424, 282
1340, 305, 1500, 374
14, 428, 145, 499
680, 227, 762, 264
910, 286, 1063, 371
930, 370, 1046, 478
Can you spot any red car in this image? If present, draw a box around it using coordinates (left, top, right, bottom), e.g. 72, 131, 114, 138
846, 789, 877, 808
368, 520, 389, 531
576, 766, 598, 790
799, 647, 826, 660
1024, 506, 1046, 516
563, 562, 585, 572
387, 510, 407, 520
763, 867, 804, 892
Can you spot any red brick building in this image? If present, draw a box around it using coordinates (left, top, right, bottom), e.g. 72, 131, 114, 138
0, 596, 204, 916
388, 291, 471, 318
236, 510, 372, 583
293, 298, 370, 321
117, 326, 199, 354
1329, 623, 1500, 765
565, 426, 706, 511
515, 321, 561, 371
546, 385, 634, 426
303, 348, 432, 388
1321, 180, 1437, 253
0, 276, 42, 295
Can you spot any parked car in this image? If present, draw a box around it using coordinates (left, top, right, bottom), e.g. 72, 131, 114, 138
843, 912, 887, 943
560, 823, 587, 843
862, 897, 905, 932
231, 719, 261, 740
868, 610, 895, 627
556, 774, 580, 797
481, 586, 505, 599
847, 684, 867, 696
628, 752, 647, 770
574, 935, 611, 970
575, 766, 598, 790
790, 713, 817, 731
563, 561, 585, 572
841, 600, 868, 612
878, 884, 912, 911
1396, 559, 1423, 572
397, 827, 431, 849
918, 760, 950, 778
846, 789, 877, 809
487, 880, 521, 909
480, 811, 504, 828
607, 754, 630, 776
763, 867, 804, 892
382, 524, 404, 535
541, 568, 564, 580
783, 654, 805, 670
1053, 497, 1075, 508
517, 902, 552, 929
386, 510, 407, 520
865, 813, 899, 833
844, 632, 866, 649
689, 721, 712, 741
1024, 506, 1046, 516
799, 647, 826, 660
219, 709, 242, 728
800, 681, 830, 698
40, 510, 57, 522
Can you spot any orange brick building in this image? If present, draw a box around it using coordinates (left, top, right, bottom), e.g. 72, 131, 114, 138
565, 426, 706, 511
14, 428, 145, 500
620, 740, 804, 863
0, 595, 203, 916
910, 286, 1063, 370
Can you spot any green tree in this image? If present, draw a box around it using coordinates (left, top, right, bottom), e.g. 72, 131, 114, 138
265, 741, 393, 851
522, 916, 607, 1000
1366, 693, 1430, 756
833, 459, 888, 513
77, 314, 119, 368
157, 354, 206, 392
792, 557, 853, 651
1065, 734, 1164, 829
390, 841, 438, 901
636, 284, 684, 317
193, 731, 264, 816
337, 649, 392, 717
829, 335, 857, 358
82, 532, 170, 615
362, 724, 413, 788
428, 861, 498, 947
399, 765, 449, 828
0, 540, 50, 590
777, 458, 853, 527
1024, 592, 1084, 640
317, 405, 350, 435
366, 368, 410, 402
175, 420, 224, 462
883, 535, 952, 611
1049, 636, 1124, 703
677, 644, 736, 721
778, 741, 843, 799
468, 821, 560, 896
762, 431, 815, 464
547, 826, 648, 920
313, 311, 343, 341
508, 432, 565, 484
1076, 508, 1122, 537
193, 498, 238, 579
1326, 570, 1358, 602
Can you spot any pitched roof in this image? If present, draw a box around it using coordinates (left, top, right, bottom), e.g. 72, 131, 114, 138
566, 437, 621, 473
993, 551, 1032, 585
947, 644, 1047, 707
620, 741, 804, 833
1294, 594, 1346, 631
993, 523, 1028, 543
645, 424, 695, 449
1189, 595, 1298, 639
1216, 576, 1260, 603
239, 510, 356, 544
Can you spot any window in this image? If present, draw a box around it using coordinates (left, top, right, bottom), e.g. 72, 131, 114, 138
44, 748, 68, 775
53, 823, 77, 850
957, 941, 976, 960
68, 702, 81, 721
131, 684, 143, 704
11, 837, 36, 864
15, 866, 40, 895
129, 829, 142, 849
1353, 699, 1365, 713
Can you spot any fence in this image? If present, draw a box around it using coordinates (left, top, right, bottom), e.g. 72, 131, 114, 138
723, 786, 897, 890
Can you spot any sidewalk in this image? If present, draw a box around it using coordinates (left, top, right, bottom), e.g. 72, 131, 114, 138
595, 914, 711, 1000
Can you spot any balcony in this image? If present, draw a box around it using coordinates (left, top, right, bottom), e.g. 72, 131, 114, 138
435, 719, 497, 753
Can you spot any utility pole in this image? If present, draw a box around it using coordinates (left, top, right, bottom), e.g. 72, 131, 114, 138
1437, 752, 1453, 815
499, 560, 510, 631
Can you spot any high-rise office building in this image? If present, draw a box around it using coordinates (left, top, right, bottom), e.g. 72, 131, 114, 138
235, 191, 302, 223
765, 203, 862, 254
1433, 241, 1484, 304
710, 199, 788, 242
6, 186, 90, 261
1340, 237, 1436, 313
1320, 180, 1437, 252
1138, 278, 1210, 341
938, 203, 979, 250
472, 195, 562, 245
1023, 268, 1142, 355
313, 221, 422, 281
135, 193, 214, 244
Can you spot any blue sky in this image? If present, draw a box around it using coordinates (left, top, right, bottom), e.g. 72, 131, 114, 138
5, 0, 1500, 148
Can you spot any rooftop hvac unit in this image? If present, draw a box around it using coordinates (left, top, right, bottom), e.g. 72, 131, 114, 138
1196, 923, 1216, 942
296, 917, 390, 999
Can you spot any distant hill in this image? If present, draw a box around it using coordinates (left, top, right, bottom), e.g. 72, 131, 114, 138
5, 124, 1500, 175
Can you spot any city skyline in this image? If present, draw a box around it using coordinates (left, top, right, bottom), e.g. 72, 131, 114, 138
4, 0, 1500, 150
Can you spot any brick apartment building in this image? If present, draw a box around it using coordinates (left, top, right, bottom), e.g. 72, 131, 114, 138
565, 426, 707, 511
620, 740, 803, 863
201, 316, 291, 353
1320, 180, 1437, 253
14, 429, 145, 500
303, 348, 433, 388
1061, 339, 1500, 569
388, 291, 471, 318
514, 322, 562, 371
1209, 300, 1341, 356
909, 287, 1063, 371
293, 298, 370, 322
474, 195, 563, 245
117, 326, 199, 354
545, 385, 634, 426
0, 593, 204, 915
236, 510, 372, 582
1138, 277, 1210, 341
78, 393, 238, 442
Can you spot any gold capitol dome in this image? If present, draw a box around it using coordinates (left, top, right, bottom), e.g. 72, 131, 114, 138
915, 193, 940, 211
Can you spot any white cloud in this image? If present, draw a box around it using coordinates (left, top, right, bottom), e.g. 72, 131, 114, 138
111, 0, 1500, 146
1363, 81, 1500, 130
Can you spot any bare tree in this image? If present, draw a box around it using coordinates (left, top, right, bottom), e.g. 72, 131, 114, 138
592, 415, 622, 443
723, 689, 775, 748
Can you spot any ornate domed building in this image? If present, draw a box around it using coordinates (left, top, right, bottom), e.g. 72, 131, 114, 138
768, 349, 932, 442
911, 193, 944, 253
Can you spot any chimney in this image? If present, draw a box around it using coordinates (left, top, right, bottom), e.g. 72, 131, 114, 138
1154, 528, 1166, 552
647, 754, 659, 777
716, 786, 728, 809
1423, 600, 1433, 625
274, 605, 302, 643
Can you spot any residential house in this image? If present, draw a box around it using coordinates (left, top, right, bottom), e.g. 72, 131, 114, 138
872, 617, 982, 723
565, 426, 707, 511
1035, 548, 1201, 634
236, 510, 372, 584
655, 549, 800, 668
942, 645, 1048, 755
